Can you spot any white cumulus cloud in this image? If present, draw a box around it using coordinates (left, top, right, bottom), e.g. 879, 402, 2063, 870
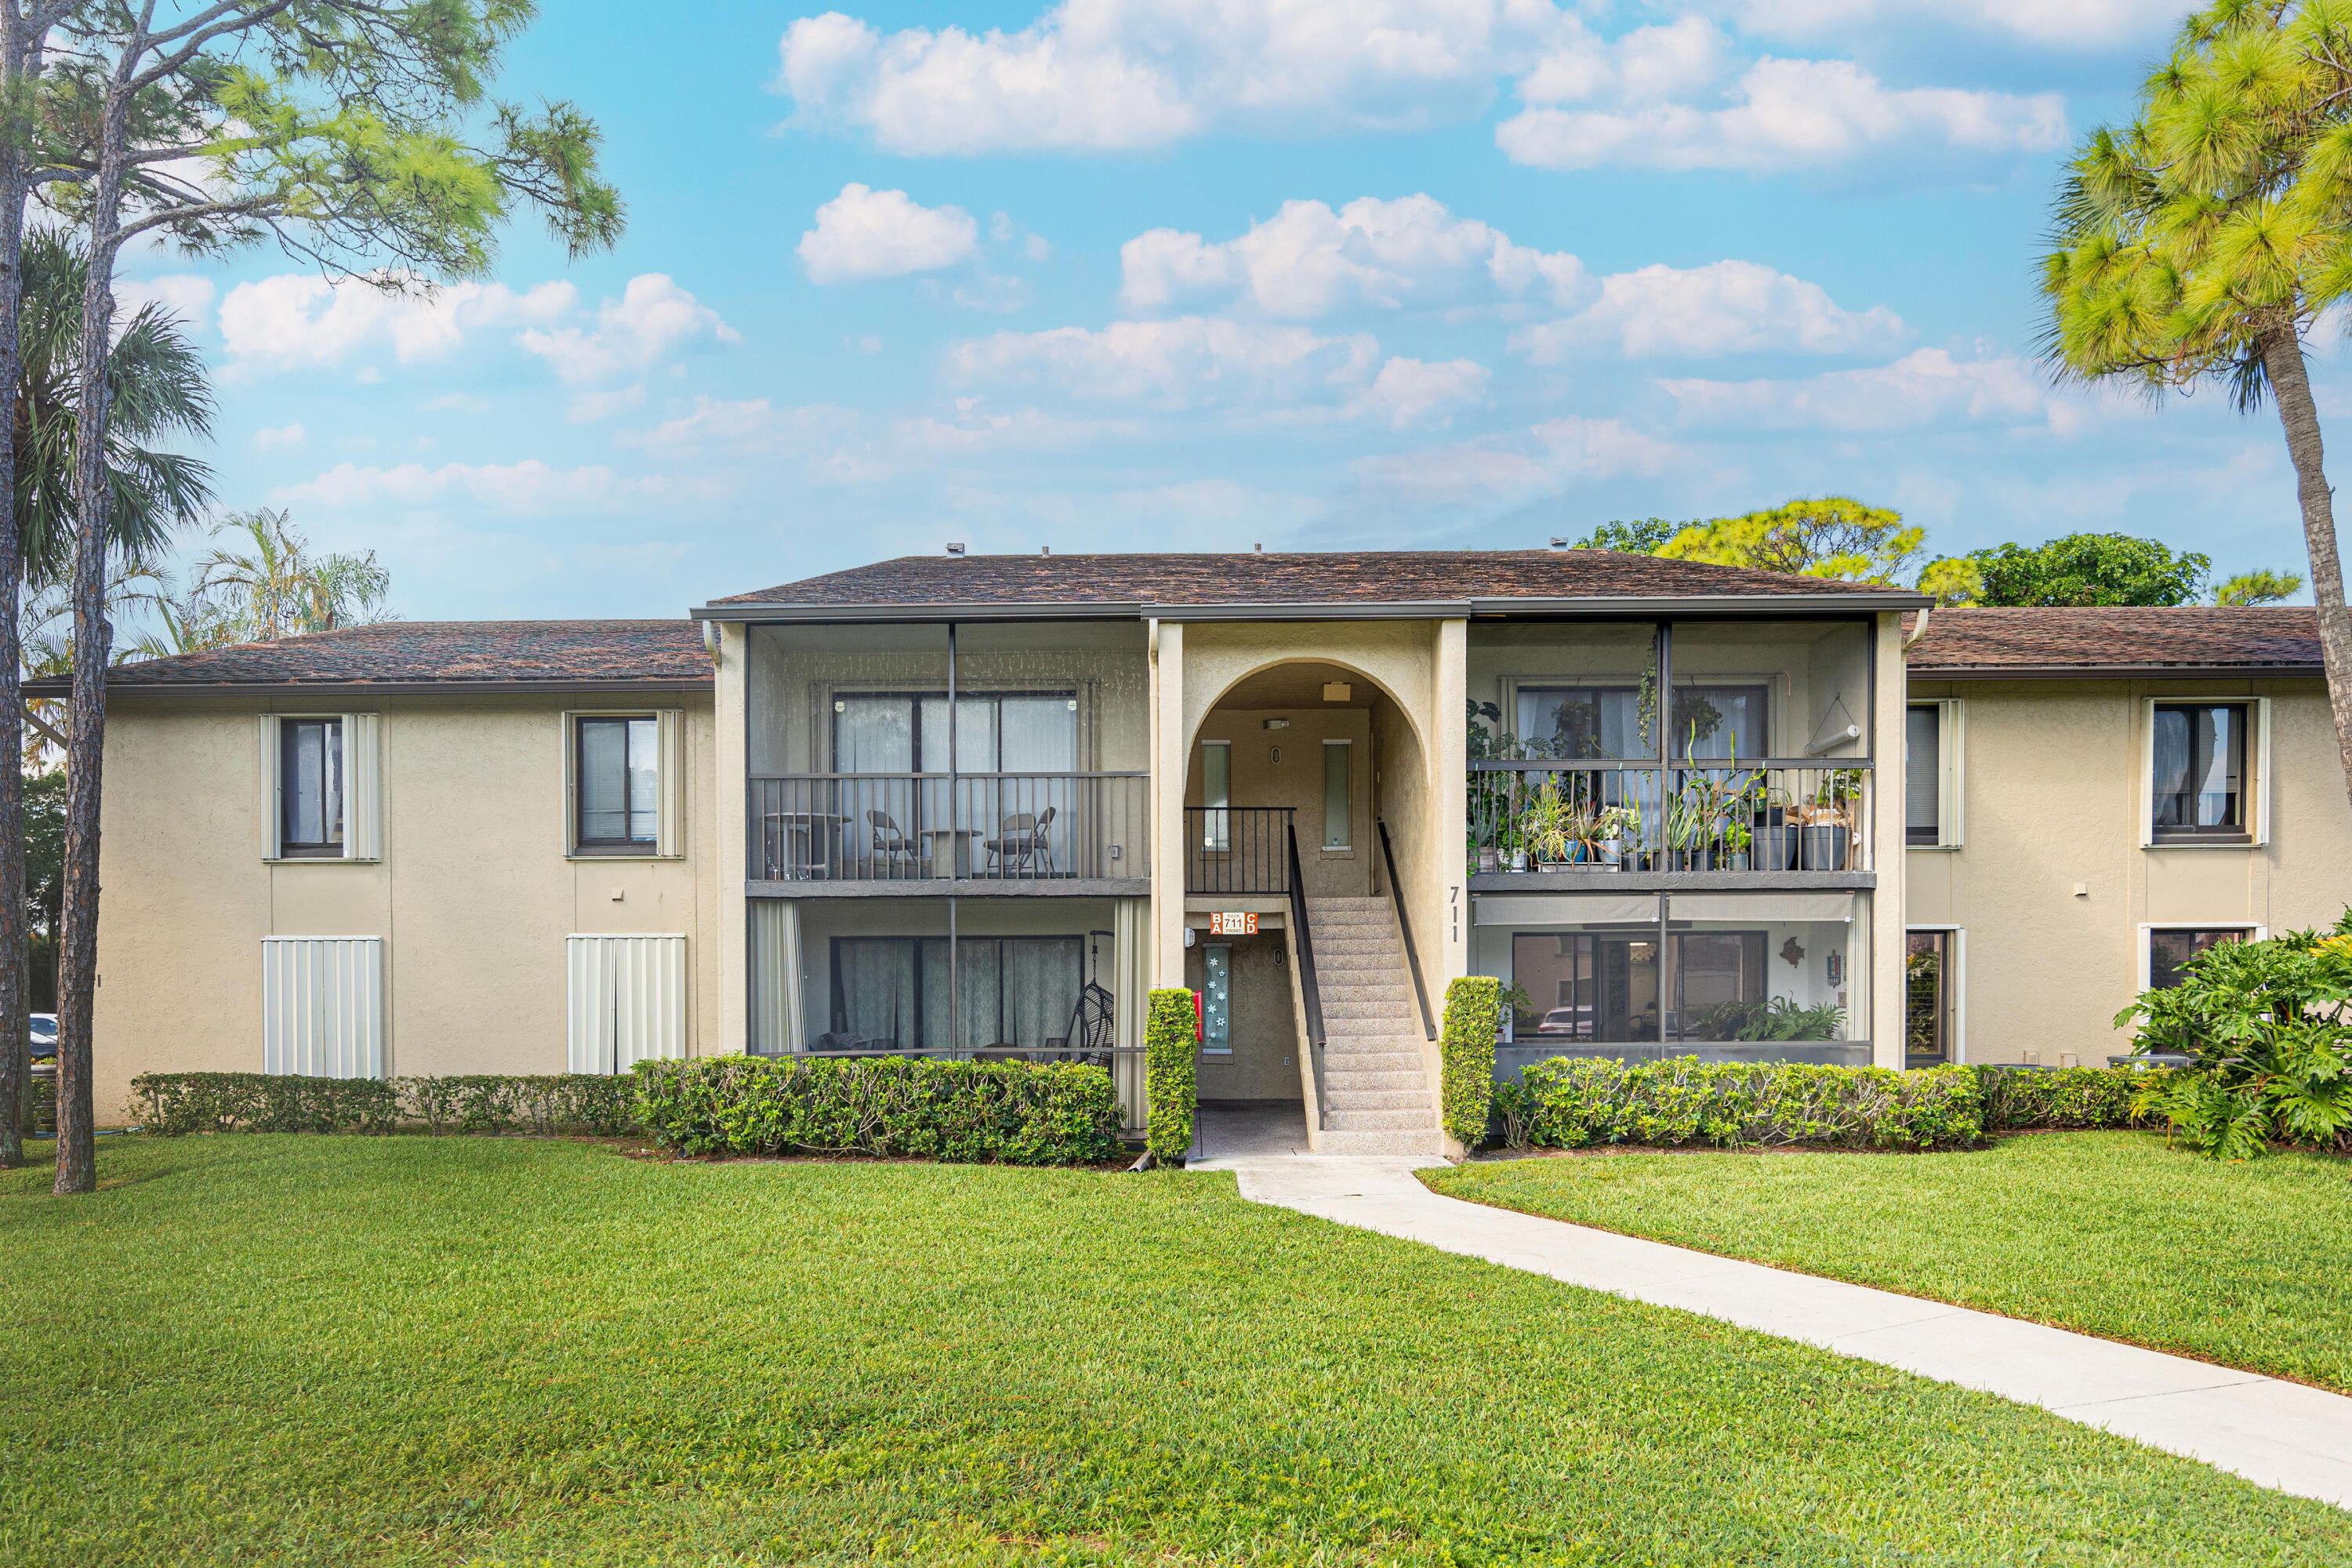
800, 183, 983, 283
1353, 414, 1688, 504
1121, 194, 1588, 318
1716, 0, 2188, 50
946, 316, 1382, 409
1497, 51, 2066, 174
516, 274, 739, 385
116, 274, 216, 331
1657, 346, 2049, 430
1353, 357, 1490, 428
779, 0, 2073, 178
271, 459, 673, 516
1515, 259, 1907, 361
218, 274, 576, 372
252, 422, 306, 452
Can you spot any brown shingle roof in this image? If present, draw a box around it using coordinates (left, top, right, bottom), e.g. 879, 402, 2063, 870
38, 620, 711, 692
1907, 607, 2324, 675
708, 549, 1914, 611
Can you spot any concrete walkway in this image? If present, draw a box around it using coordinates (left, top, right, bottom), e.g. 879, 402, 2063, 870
1191, 1152, 2352, 1511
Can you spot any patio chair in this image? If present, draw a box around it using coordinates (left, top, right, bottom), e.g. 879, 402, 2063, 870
982, 805, 1057, 877
866, 809, 925, 877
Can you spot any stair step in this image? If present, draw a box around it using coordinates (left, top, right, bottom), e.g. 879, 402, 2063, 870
1312, 1128, 1441, 1156
1308, 913, 1396, 931
1310, 936, 1402, 956
1321, 993, 1415, 1017
1321, 1047, 1422, 1068
1322, 1067, 1427, 1090
1313, 948, 1399, 967
1305, 896, 1387, 909
1326, 1087, 1427, 1110
1322, 1107, 1436, 1132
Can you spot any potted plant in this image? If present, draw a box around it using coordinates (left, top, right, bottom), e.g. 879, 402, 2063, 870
1593, 804, 1631, 867
1523, 782, 1573, 870
1666, 781, 1713, 871
1796, 770, 1857, 870
1721, 815, 1751, 872
1752, 785, 1798, 871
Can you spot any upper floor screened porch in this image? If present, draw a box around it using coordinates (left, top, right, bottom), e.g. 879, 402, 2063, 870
1465, 616, 1881, 890
743, 619, 1150, 895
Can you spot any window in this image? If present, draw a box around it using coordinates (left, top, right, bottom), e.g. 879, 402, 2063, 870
577, 716, 659, 851
831, 691, 1077, 772
1511, 931, 1660, 1042
263, 713, 378, 861
1906, 930, 1954, 1068
1669, 931, 1766, 1040
1200, 739, 1231, 850
1905, 700, 1962, 848
278, 718, 343, 856
1203, 944, 1232, 1054
1514, 684, 1768, 760
2151, 702, 2250, 842
1322, 739, 1352, 849
2148, 927, 2250, 990
827, 935, 1085, 1051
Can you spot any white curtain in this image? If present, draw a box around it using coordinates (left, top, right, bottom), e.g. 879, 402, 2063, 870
749, 900, 804, 1056
1113, 898, 1147, 1127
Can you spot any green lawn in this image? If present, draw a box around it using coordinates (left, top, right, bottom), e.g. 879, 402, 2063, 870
1428, 1131, 2352, 1395
5, 1136, 2349, 1566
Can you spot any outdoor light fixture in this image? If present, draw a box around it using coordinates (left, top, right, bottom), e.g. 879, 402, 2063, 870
1322, 682, 1352, 702
1262, 717, 1289, 730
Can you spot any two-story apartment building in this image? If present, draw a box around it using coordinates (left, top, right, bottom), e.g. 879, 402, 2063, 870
1900, 606, 2350, 1069
66, 548, 1922, 1156
64, 552, 2348, 1157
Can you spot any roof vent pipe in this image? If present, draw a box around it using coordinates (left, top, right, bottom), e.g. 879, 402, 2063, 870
1548, 536, 1569, 549
946, 542, 966, 556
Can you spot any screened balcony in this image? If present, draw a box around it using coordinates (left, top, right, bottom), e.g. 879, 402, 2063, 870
745, 619, 1150, 891
1465, 618, 1875, 885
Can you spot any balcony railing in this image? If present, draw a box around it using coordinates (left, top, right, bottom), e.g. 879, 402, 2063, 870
1468, 760, 1873, 875
1185, 807, 1293, 895
751, 772, 1149, 883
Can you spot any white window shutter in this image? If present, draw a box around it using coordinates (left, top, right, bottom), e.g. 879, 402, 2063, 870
259, 716, 282, 859
1939, 699, 1965, 849
2253, 695, 2274, 846
567, 934, 687, 1073
560, 710, 580, 855
656, 709, 684, 858
341, 713, 382, 860
263, 937, 384, 1077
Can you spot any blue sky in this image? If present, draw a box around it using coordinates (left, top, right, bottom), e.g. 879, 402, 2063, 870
118, 0, 2327, 620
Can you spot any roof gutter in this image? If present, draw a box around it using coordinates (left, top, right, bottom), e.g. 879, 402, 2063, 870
690, 590, 1933, 623
1907, 663, 2325, 681
27, 677, 716, 699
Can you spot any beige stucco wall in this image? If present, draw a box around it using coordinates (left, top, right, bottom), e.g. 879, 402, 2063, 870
1186, 706, 1375, 897
1904, 675, 2351, 1064
90, 691, 720, 1121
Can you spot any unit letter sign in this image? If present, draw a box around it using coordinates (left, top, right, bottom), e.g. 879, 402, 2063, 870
1209, 912, 1257, 936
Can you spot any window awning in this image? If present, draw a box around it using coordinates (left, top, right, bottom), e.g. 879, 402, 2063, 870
1473, 892, 1660, 927
1668, 891, 1855, 922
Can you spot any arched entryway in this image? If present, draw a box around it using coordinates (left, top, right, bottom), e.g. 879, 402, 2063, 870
1178, 656, 1440, 1156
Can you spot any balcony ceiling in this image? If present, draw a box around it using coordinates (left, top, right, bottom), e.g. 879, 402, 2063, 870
1213, 661, 1380, 711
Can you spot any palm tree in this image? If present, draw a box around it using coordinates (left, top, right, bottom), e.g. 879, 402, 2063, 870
1, 230, 212, 1163
189, 508, 394, 640
2040, 2, 2352, 812
13, 228, 214, 583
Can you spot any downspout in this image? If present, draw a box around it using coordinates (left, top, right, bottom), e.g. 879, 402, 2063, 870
1900, 604, 1931, 653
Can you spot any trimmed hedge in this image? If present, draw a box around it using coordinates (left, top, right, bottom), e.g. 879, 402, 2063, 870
632, 1054, 1123, 1164
1440, 976, 1500, 1151
1498, 1058, 1986, 1152
1975, 1064, 2167, 1132
1144, 989, 1197, 1164
129, 1072, 637, 1138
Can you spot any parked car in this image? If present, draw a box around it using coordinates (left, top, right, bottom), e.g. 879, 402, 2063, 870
1534, 1006, 1591, 1036
28, 1012, 55, 1062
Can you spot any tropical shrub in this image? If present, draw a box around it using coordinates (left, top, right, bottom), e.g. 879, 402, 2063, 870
1502, 1058, 1984, 1152
1440, 976, 1500, 1149
1144, 988, 1198, 1165
632, 1054, 1122, 1164
129, 1072, 635, 1137
1973, 1064, 2164, 1132
2114, 913, 2352, 1160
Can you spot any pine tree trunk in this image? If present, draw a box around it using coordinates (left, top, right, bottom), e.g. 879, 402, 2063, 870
52, 70, 128, 1197
2259, 325, 2352, 816
0, 13, 47, 1169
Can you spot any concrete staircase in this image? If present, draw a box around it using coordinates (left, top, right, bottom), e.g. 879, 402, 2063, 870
1304, 895, 1442, 1156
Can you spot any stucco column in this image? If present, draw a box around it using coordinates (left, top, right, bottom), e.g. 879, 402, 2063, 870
1432, 618, 1468, 984
714, 620, 748, 1057
1149, 619, 1187, 987
1871, 612, 1906, 1068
